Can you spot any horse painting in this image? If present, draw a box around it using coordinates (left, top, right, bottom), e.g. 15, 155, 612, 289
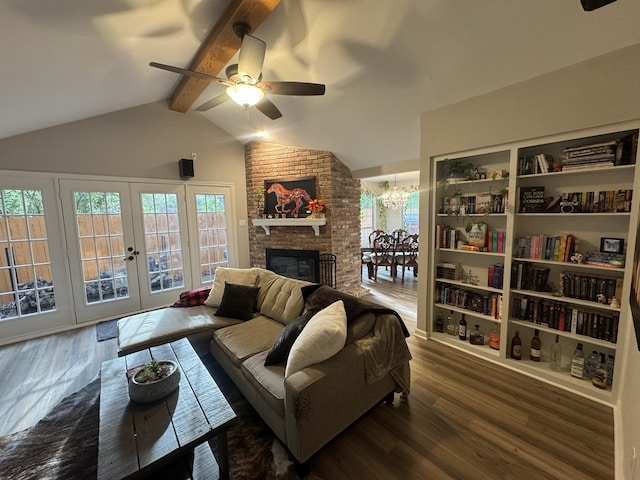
267, 183, 311, 218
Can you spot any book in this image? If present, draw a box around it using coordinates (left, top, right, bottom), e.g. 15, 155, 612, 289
519, 186, 546, 213
475, 192, 492, 214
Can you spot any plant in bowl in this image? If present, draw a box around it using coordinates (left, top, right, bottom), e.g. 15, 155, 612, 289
128, 359, 180, 403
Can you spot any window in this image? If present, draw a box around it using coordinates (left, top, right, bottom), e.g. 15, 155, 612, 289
360, 191, 375, 247
403, 191, 419, 235
0, 188, 55, 319
195, 193, 229, 283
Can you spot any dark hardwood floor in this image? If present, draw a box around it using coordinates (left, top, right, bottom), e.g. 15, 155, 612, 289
0, 267, 614, 479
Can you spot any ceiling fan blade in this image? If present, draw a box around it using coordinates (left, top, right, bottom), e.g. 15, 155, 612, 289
258, 81, 326, 96
238, 34, 266, 81
149, 62, 229, 85
254, 97, 282, 120
195, 93, 230, 112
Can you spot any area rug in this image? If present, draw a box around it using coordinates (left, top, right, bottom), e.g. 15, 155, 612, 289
95, 319, 117, 342
0, 355, 311, 480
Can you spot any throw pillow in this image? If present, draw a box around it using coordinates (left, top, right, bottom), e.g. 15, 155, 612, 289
171, 286, 211, 307
204, 267, 258, 308
285, 300, 347, 378
263, 309, 319, 366
215, 282, 260, 321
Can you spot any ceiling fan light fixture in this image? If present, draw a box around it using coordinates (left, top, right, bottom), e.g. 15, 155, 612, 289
226, 84, 264, 107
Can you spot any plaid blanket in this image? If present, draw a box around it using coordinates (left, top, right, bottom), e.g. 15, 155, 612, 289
171, 286, 211, 307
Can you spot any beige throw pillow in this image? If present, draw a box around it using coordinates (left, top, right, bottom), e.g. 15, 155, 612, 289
204, 267, 258, 308
285, 300, 347, 378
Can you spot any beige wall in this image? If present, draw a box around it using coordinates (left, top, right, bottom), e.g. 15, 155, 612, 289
0, 101, 250, 266
419, 43, 640, 480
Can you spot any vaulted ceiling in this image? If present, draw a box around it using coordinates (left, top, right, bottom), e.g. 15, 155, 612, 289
1, 0, 640, 171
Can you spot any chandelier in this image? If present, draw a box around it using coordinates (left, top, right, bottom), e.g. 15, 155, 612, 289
380, 176, 410, 210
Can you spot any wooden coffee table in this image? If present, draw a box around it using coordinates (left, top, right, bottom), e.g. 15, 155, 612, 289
97, 338, 236, 480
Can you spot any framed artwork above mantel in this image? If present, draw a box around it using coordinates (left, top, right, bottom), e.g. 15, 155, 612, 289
264, 176, 315, 219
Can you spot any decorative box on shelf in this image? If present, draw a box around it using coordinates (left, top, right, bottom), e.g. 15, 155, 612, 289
251, 217, 327, 236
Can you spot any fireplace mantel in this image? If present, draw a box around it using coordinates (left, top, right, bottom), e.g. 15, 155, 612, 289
251, 217, 327, 236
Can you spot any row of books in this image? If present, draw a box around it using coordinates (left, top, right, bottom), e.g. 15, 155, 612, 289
440, 192, 507, 215
513, 234, 576, 262
435, 224, 506, 253
560, 272, 622, 305
487, 264, 504, 289
435, 283, 503, 319
510, 262, 550, 292
519, 186, 633, 213
511, 297, 619, 343
436, 262, 459, 280
517, 133, 637, 176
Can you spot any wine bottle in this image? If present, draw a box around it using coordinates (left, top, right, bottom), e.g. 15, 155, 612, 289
446, 311, 456, 336
550, 335, 561, 370
585, 350, 600, 379
489, 324, 500, 350
435, 312, 444, 333
458, 314, 467, 341
571, 343, 585, 379
510, 330, 522, 360
592, 353, 608, 389
469, 324, 484, 345
530, 329, 541, 362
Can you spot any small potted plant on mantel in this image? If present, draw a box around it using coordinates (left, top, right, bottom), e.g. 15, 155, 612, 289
128, 359, 180, 403
307, 198, 326, 218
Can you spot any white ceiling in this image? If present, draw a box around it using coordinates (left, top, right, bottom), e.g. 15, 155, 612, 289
1, 0, 640, 172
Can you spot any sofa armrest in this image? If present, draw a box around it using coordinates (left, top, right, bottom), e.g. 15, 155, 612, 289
283, 343, 395, 463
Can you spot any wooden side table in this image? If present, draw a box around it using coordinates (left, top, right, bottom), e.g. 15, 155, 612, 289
98, 338, 236, 480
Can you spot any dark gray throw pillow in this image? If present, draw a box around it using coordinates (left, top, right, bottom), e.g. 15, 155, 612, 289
215, 281, 260, 321
264, 309, 319, 366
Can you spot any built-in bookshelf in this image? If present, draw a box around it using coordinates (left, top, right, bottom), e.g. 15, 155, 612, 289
427, 124, 640, 403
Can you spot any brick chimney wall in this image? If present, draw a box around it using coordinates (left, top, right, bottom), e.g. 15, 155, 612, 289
245, 141, 362, 292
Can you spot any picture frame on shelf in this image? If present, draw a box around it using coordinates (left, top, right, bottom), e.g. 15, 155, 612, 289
264, 176, 315, 218
600, 237, 624, 254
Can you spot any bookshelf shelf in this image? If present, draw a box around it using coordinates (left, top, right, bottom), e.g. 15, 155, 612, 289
436, 278, 503, 294
427, 124, 639, 404
435, 303, 501, 324
510, 319, 617, 350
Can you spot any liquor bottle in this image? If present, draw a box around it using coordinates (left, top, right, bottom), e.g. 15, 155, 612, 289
446, 311, 456, 336
489, 324, 500, 350
458, 314, 467, 341
510, 330, 522, 360
530, 329, 541, 362
550, 335, 561, 370
592, 353, 608, 389
585, 350, 599, 379
469, 324, 484, 345
435, 312, 444, 333
571, 343, 585, 379
606, 355, 615, 386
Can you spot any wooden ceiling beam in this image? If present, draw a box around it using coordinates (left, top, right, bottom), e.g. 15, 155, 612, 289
168, 0, 282, 113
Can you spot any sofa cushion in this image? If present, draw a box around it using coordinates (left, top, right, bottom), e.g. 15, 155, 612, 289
204, 267, 259, 308
285, 300, 347, 378
215, 282, 260, 321
259, 275, 309, 325
263, 309, 318, 366
213, 316, 284, 367
241, 350, 286, 416
117, 305, 242, 355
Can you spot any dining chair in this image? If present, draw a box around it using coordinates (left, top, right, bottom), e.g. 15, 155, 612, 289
371, 233, 396, 282
395, 234, 419, 282
361, 229, 386, 279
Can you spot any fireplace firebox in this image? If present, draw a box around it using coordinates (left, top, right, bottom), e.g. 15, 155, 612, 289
265, 248, 320, 283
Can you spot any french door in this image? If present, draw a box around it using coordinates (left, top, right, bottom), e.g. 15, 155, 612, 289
61, 181, 197, 322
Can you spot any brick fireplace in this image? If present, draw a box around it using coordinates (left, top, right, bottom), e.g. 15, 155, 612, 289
245, 141, 362, 292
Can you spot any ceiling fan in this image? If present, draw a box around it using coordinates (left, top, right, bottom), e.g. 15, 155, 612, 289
150, 23, 325, 120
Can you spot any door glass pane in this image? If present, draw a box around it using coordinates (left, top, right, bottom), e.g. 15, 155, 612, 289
196, 194, 228, 283
0, 189, 56, 319
141, 193, 184, 293
74, 191, 129, 304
